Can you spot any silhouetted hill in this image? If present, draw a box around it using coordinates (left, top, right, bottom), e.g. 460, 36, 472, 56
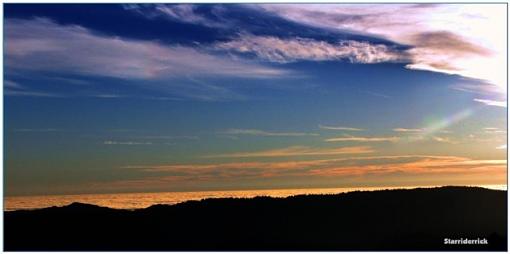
4, 186, 507, 251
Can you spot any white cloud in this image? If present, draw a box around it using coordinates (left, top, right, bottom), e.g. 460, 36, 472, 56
259, 4, 506, 93
392, 128, 424, 133
450, 83, 504, 96
319, 125, 364, 131
431, 136, 457, 144
474, 99, 507, 107
393, 128, 452, 134
325, 136, 399, 142
222, 128, 319, 137
483, 127, 506, 134
5, 18, 289, 80
215, 34, 405, 64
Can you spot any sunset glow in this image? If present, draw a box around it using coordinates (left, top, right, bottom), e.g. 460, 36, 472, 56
4, 3, 507, 199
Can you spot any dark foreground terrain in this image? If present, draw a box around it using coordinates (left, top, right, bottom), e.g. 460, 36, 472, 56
4, 186, 507, 251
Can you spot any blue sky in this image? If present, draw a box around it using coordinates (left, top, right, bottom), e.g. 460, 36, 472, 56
4, 4, 507, 196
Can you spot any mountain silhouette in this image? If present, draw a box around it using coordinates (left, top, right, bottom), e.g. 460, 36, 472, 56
4, 186, 507, 251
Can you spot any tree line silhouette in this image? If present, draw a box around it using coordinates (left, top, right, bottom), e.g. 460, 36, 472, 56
4, 186, 507, 251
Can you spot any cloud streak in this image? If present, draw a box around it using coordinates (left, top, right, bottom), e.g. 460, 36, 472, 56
12, 128, 61, 132
222, 129, 319, 137
483, 127, 506, 134
5, 18, 289, 80
308, 157, 506, 177
325, 136, 399, 142
319, 125, 364, 131
431, 136, 457, 144
104, 141, 153, 145
124, 4, 228, 28
4, 80, 60, 97
215, 34, 405, 64
393, 128, 424, 133
111, 155, 506, 190
473, 99, 507, 107
203, 145, 373, 158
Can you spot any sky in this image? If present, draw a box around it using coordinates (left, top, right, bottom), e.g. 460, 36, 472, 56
4, 3, 507, 196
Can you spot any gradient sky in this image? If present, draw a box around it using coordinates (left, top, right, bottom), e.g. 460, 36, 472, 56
4, 3, 507, 196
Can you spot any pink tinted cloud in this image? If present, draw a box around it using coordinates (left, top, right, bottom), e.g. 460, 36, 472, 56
5, 18, 290, 80
215, 34, 405, 64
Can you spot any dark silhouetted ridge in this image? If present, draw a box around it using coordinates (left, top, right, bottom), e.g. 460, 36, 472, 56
4, 186, 507, 251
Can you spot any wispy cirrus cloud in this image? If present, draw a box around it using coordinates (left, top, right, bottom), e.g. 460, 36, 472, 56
362, 90, 391, 99
483, 127, 506, 134
104, 140, 153, 145
431, 136, 457, 144
135, 135, 200, 140
12, 128, 61, 132
392, 127, 458, 144
4, 90, 59, 97
203, 145, 373, 158
4, 80, 23, 89
319, 125, 364, 131
123, 3, 506, 94
222, 129, 319, 137
124, 4, 228, 28
103, 135, 198, 146
473, 99, 507, 108
325, 136, 399, 142
5, 18, 289, 80
258, 4, 506, 92
215, 34, 406, 64
392, 128, 424, 133
4, 80, 60, 97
